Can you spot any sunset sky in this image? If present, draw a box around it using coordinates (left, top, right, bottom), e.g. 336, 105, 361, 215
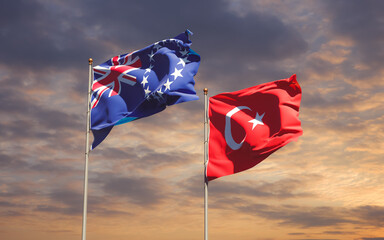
1, 1, 384, 240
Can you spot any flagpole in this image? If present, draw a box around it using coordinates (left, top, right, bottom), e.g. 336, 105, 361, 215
81, 58, 93, 240
204, 88, 209, 240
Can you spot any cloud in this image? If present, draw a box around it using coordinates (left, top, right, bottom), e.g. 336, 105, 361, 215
34, 187, 131, 217
0, 210, 24, 217
181, 174, 316, 201
290, 239, 338, 240
0, 201, 27, 217
81, 0, 308, 59
92, 144, 200, 173
0, 0, 308, 87
99, 174, 167, 206
210, 201, 384, 230
0, 85, 82, 145
321, 0, 384, 81
0, 0, 108, 69
323, 231, 355, 235
35, 204, 80, 216
237, 204, 357, 228
352, 205, 384, 227
210, 178, 313, 200
0, 182, 35, 198
0, 153, 29, 171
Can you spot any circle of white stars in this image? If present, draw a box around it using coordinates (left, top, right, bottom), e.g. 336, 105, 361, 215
140, 39, 191, 101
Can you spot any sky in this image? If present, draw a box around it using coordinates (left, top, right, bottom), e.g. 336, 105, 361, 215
1, 0, 384, 240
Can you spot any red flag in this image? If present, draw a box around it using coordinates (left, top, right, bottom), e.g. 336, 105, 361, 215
207, 74, 303, 181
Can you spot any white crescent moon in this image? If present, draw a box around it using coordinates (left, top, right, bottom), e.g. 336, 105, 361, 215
225, 106, 251, 150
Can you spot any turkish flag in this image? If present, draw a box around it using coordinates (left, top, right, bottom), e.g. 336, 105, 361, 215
207, 74, 303, 181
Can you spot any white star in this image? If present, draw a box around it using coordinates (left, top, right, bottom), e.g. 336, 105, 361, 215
153, 93, 160, 100
163, 78, 173, 91
144, 86, 151, 97
141, 75, 149, 86
171, 67, 183, 80
249, 112, 265, 130
148, 51, 155, 62
182, 56, 190, 64
180, 49, 189, 56
153, 88, 164, 101
145, 65, 153, 73
157, 88, 164, 97
177, 58, 186, 67
153, 44, 161, 52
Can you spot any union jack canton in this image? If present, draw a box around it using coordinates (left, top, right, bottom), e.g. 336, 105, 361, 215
90, 30, 201, 149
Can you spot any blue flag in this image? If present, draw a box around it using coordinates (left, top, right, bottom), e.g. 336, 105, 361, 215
90, 30, 200, 149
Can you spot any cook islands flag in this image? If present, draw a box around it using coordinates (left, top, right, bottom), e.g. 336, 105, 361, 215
91, 30, 200, 149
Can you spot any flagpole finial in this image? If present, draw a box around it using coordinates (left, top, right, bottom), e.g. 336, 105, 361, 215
88, 58, 93, 64
204, 88, 208, 95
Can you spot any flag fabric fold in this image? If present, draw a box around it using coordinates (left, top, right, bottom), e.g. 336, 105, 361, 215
207, 74, 303, 181
91, 30, 200, 149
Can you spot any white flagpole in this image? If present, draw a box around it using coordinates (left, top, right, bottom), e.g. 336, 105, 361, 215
81, 58, 93, 240
204, 88, 209, 240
